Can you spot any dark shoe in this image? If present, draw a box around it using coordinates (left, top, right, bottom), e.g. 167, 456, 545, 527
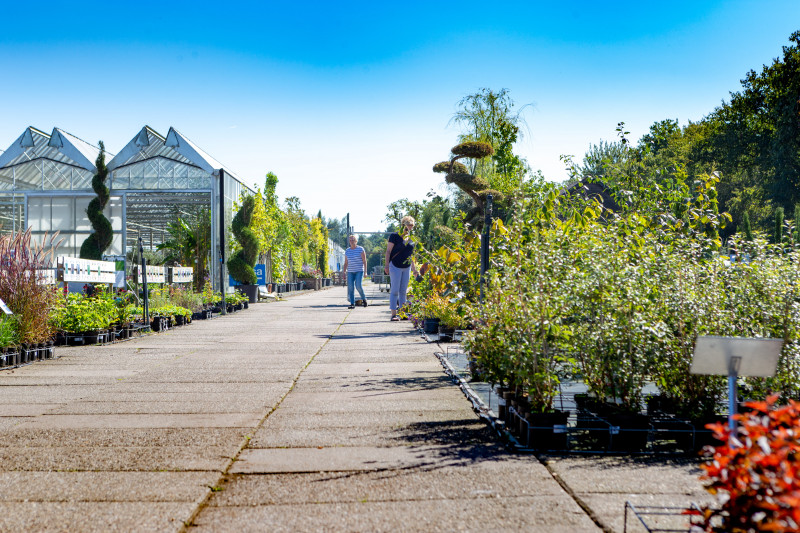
348, 305, 355, 309
361, 300, 368, 307
390, 316, 399, 321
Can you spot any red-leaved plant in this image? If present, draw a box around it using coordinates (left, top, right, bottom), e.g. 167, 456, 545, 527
0, 229, 61, 344
686, 394, 800, 532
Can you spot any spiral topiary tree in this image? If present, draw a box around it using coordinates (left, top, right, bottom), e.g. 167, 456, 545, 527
79, 141, 112, 260
433, 141, 499, 226
228, 194, 258, 285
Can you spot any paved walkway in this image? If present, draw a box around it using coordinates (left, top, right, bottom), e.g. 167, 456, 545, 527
0, 282, 710, 532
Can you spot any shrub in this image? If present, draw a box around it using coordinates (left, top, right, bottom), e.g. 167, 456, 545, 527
50, 293, 116, 333
0, 315, 19, 348
0, 229, 60, 344
687, 395, 800, 532
168, 286, 204, 312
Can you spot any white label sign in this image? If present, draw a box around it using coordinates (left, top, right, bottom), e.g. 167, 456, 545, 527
58, 257, 117, 283
0, 297, 12, 315
137, 264, 166, 284
171, 266, 194, 283
37, 268, 57, 286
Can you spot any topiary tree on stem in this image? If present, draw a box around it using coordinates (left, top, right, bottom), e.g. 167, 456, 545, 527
432, 141, 497, 227
79, 141, 112, 260
228, 194, 258, 285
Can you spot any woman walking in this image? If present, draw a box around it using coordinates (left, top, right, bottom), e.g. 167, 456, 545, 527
384, 216, 419, 321
343, 234, 368, 309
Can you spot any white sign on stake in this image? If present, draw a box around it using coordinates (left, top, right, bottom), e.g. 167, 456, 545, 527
57, 257, 116, 284
0, 297, 12, 315
136, 264, 166, 284
171, 266, 194, 284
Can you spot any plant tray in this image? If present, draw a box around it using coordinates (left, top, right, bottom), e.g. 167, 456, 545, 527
623, 501, 704, 533
433, 351, 725, 456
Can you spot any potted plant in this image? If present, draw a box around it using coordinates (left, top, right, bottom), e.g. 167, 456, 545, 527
297, 264, 323, 290
0, 315, 19, 366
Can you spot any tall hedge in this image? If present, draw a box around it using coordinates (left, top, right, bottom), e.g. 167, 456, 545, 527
79, 141, 112, 260
229, 194, 258, 285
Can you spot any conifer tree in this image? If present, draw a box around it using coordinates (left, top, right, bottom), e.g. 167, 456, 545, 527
742, 211, 753, 241
228, 195, 258, 285
79, 141, 112, 260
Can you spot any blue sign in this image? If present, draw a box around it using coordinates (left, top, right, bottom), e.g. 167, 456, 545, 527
255, 264, 267, 285
230, 264, 267, 286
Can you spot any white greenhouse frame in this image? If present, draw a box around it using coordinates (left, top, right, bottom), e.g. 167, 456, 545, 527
0, 126, 255, 293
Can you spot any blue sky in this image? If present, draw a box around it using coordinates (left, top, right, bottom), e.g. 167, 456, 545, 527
1, 1, 798, 232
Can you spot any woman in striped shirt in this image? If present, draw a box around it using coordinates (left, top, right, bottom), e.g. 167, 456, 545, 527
343, 234, 368, 309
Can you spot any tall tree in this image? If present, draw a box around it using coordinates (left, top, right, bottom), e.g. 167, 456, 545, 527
701, 31, 800, 210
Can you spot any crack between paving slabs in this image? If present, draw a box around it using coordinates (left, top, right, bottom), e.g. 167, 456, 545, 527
177, 310, 352, 531
434, 345, 614, 533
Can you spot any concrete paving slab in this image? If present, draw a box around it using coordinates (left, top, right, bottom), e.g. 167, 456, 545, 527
0, 471, 218, 502
293, 375, 458, 393
14, 412, 263, 430
276, 395, 469, 413
248, 419, 494, 448
261, 409, 478, 429
121, 370, 300, 383
214, 462, 562, 505
0, 404, 63, 416
0, 445, 235, 472
46, 400, 270, 415
300, 361, 443, 376
232, 444, 517, 474
542, 456, 707, 495
0, 501, 194, 532
63, 391, 287, 405
2, 427, 248, 448
576, 493, 714, 533
192, 496, 600, 533
99, 382, 287, 394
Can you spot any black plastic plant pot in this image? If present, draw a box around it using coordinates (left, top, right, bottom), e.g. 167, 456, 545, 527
608, 412, 651, 452
67, 334, 86, 346
526, 409, 570, 451
83, 330, 104, 345
423, 318, 440, 334
438, 326, 455, 342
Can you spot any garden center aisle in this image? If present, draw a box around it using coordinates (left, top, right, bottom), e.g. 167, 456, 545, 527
0, 282, 597, 532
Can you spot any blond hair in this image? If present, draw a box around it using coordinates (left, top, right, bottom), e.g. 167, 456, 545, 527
401, 215, 415, 227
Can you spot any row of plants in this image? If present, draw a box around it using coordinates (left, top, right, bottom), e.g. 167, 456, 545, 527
0, 226, 254, 358
405, 172, 800, 444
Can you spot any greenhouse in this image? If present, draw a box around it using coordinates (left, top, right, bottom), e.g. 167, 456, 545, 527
0, 125, 254, 290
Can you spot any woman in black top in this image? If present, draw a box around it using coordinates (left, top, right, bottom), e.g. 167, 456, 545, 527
384, 215, 419, 321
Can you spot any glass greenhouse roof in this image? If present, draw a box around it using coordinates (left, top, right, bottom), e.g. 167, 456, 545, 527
0, 127, 100, 191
